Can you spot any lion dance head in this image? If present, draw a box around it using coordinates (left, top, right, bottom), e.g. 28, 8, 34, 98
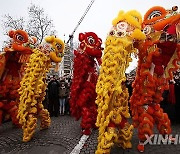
78, 32, 103, 64
4, 29, 37, 53
40, 35, 65, 63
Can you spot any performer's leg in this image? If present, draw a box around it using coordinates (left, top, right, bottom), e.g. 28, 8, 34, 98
59, 99, 62, 115
54, 98, 59, 117
22, 113, 37, 142
117, 117, 133, 149
6, 101, 20, 127
81, 107, 93, 135
62, 98, 65, 115
153, 104, 171, 135
96, 123, 118, 154
137, 106, 154, 152
38, 102, 51, 130
48, 98, 54, 117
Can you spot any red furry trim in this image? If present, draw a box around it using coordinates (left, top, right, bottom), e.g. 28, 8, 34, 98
77, 81, 96, 107
81, 106, 97, 129
70, 50, 97, 120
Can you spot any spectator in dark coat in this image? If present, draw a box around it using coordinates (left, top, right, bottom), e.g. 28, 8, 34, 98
48, 76, 60, 117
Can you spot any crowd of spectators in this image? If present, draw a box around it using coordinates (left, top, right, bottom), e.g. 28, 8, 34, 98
43, 75, 71, 117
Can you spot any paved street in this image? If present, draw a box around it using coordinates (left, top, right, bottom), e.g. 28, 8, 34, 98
0, 115, 180, 154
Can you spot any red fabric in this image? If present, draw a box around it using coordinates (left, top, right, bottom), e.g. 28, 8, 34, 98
119, 117, 127, 129
108, 122, 116, 128
152, 41, 177, 76
0, 102, 3, 108
154, 65, 164, 76
157, 41, 177, 67
168, 83, 176, 104
70, 50, 98, 120
167, 24, 176, 34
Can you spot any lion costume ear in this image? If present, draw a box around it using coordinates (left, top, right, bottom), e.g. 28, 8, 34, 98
112, 10, 124, 26
45, 35, 55, 43
79, 33, 85, 42
8, 30, 15, 38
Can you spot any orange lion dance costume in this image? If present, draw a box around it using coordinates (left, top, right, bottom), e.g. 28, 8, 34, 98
95, 10, 145, 153
0, 29, 37, 126
130, 6, 180, 152
70, 32, 103, 135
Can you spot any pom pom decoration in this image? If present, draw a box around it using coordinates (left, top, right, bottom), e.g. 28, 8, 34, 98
17, 35, 65, 142
0, 29, 37, 127
70, 32, 103, 135
95, 10, 145, 154
130, 6, 180, 152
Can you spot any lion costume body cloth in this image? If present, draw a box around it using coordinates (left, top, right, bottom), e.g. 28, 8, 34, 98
0, 29, 36, 126
95, 10, 145, 154
130, 6, 180, 152
70, 32, 103, 135
17, 35, 65, 142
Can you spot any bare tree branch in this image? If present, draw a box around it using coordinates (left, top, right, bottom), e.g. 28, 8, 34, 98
26, 4, 55, 43
1, 3, 56, 45
1, 14, 25, 34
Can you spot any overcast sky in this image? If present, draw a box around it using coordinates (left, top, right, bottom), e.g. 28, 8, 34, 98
0, 0, 179, 72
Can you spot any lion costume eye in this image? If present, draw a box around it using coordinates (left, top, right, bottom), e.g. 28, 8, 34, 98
56, 43, 62, 50
109, 30, 115, 36
88, 36, 95, 44
175, 75, 178, 79
117, 31, 126, 37
143, 25, 152, 35
148, 10, 162, 19
15, 33, 24, 42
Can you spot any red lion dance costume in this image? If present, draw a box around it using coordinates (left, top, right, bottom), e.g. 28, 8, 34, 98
0, 29, 36, 126
70, 32, 103, 135
130, 6, 180, 152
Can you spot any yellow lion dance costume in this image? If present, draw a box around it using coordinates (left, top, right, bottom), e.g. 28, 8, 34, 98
17, 35, 64, 142
95, 10, 145, 153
